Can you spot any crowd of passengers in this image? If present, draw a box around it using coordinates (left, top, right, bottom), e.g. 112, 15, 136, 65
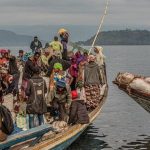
0, 29, 106, 141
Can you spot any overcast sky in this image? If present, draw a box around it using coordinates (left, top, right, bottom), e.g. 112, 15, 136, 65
0, 0, 150, 27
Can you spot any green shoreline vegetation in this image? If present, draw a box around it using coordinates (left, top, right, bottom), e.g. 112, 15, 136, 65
77, 29, 150, 45
1, 29, 150, 46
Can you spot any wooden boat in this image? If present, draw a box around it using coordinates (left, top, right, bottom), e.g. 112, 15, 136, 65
0, 64, 108, 150
113, 73, 150, 113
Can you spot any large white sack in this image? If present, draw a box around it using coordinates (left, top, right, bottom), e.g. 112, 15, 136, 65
129, 78, 150, 94
117, 72, 134, 85
145, 77, 150, 84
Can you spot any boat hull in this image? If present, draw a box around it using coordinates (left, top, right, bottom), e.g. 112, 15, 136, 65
113, 81, 150, 113
1, 63, 108, 150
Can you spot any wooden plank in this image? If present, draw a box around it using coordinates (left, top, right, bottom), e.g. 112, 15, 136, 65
0, 124, 53, 149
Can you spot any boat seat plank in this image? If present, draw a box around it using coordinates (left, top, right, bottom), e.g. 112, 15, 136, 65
0, 124, 53, 149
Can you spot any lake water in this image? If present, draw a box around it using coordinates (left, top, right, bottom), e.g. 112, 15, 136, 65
1, 45, 150, 149
67, 46, 150, 150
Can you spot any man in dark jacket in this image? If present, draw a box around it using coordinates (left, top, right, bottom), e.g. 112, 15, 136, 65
30, 36, 42, 53
23, 52, 39, 80
68, 90, 89, 125
26, 67, 47, 128
8, 55, 20, 95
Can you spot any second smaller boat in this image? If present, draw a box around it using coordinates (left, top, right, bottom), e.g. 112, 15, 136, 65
113, 72, 150, 113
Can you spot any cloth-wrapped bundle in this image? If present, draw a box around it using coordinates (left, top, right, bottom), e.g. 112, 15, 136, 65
115, 72, 150, 97
116, 72, 135, 85
129, 78, 150, 95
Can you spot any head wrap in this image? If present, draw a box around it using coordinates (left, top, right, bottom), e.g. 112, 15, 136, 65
94, 46, 103, 53
53, 63, 63, 70
88, 55, 96, 62
71, 90, 78, 99
0, 49, 8, 54
58, 28, 67, 35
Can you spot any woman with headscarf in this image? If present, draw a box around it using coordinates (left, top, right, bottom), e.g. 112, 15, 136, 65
94, 46, 105, 66
84, 55, 102, 111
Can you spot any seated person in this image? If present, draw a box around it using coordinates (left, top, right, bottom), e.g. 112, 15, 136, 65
68, 90, 89, 125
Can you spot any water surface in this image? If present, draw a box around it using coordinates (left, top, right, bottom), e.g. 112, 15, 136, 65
68, 46, 150, 150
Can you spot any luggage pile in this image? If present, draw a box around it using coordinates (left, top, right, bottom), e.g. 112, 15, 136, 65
114, 72, 150, 98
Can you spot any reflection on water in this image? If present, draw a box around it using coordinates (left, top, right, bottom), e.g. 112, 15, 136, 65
118, 135, 150, 150
67, 125, 111, 150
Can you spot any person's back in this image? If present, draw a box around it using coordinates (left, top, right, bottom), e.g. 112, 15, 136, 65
41, 50, 50, 67
49, 36, 62, 52
26, 74, 47, 114
9, 55, 19, 75
84, 56, 101, 85
68, 90, 89, 125
26, 68, 47, 128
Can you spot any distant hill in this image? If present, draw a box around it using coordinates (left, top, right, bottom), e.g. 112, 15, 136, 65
0, 30, 35, 46
77, 29, 150, 45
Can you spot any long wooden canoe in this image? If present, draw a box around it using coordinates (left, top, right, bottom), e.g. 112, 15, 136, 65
113, 80, 150, 113
0, 64, 108, 150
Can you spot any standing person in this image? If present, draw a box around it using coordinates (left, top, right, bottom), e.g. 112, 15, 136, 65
0, 49, 9, 68
84, 55, 102, 111
30, 36, 42, 53
51, 78, 71, 121
0, 75, 4, 104
49, 36, 63, 58
69, 56, 78, 91
58, 28, 69, 60
75, 50, 84, 66
94, 46, 105, 66
49, 63, 71, 121
8, 53, 20, 96
17, 50, 25, 65
21, 52, 37, 100
23, 52, 39, 80
47, 53, 71, 77
33, 52, 41, 67
26, 67, 47, 128
41, 49, 50, 73
94, 46, 106, 84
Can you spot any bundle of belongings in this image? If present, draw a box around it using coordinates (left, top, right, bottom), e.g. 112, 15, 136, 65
0, 105, 14, 142
115, 72, 150, 98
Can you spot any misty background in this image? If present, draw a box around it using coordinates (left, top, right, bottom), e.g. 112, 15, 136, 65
0, 0, 150, 42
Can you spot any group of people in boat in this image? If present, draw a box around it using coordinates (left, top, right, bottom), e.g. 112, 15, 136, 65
0, 29, 106, 142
